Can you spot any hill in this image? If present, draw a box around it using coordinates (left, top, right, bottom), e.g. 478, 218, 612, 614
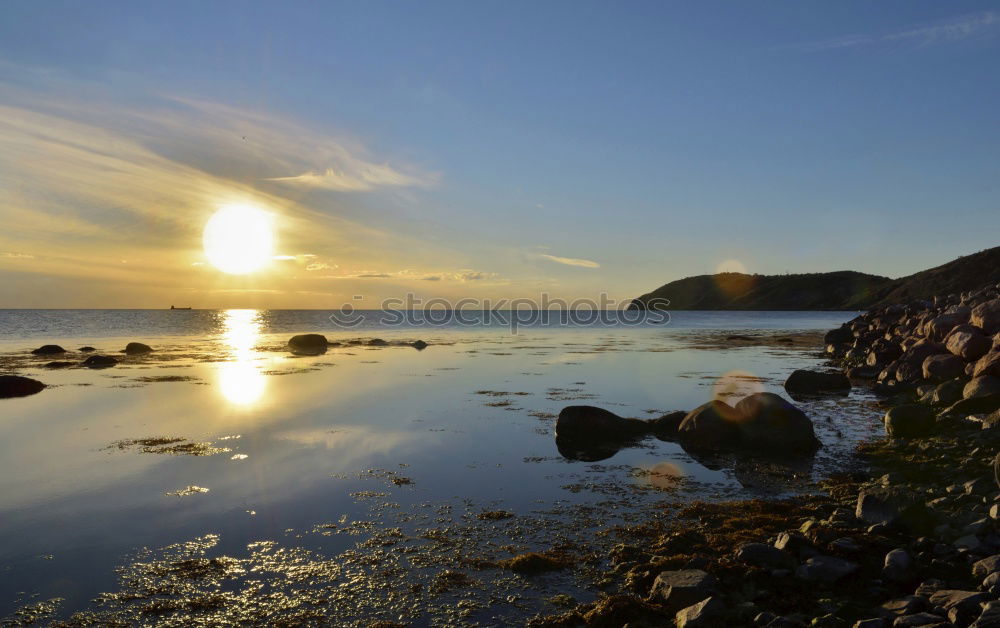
629, 246, 1000, 311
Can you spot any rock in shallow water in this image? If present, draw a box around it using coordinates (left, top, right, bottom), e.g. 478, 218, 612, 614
0, 375, 46, 399
555, 406, 650, 443
288, 334, 328, 354
31, 344, 66, 355
123, 342, 153, 355
82, 355, 118, 368
733, 392, 820, 452
783, 369, 851, 395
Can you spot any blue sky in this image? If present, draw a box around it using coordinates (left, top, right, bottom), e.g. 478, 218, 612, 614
0, 1, 998, 307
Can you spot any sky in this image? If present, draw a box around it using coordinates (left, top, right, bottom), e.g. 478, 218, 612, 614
0, 1, 998, 308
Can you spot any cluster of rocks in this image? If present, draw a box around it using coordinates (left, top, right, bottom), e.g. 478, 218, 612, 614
287, 334, 428, 355
826, 284, 1000, 423
0, 342, 156, 398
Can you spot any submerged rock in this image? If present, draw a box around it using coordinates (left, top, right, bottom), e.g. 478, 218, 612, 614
123, 342, 153, 355
31, 344, 66, 355
676, 401, 741, 450
0, 375, 46, 399
555, 406, 650, 443
82, 355, 118, 368
784, 369, 851, 395
411, 340, 428, 350
78, 346, 96, 352
288, 334, 328, 354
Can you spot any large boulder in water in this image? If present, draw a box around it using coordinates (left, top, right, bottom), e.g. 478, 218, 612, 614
676, 401, 742, 451
123, 342, 153, 355
555, 406, 650, 443
31, 344, 66, 355
0, 375, 46, 398
884, 404, 935, 438
82, 355, 117, 368
732, 392, 820, 452
288, 334, 328, 354
784, 370, 851, 395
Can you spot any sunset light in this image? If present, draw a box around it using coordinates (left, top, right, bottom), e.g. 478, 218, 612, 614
202, 205, 274, 275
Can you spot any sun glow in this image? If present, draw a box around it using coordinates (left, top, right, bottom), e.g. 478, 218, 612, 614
203, 205, 274, 274
217, 309, 267, 406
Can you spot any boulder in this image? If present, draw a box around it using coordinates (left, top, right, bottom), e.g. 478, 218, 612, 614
975, 352, 1000, 379
123, 342, 153, 355
884, 405, 935, 438
922, 354, 965, 381
795, 555, 858, 582
784, 370, 851, 395
367, 338, 389, 346
972, 298, 1000, 335
555, 406, 650, 443
965, 376, 1000, 400
411, 340, 428, 350
824, 326, 853, 345
78, 346, 96, 352
926, 313, 967, 341
972, 555, 1000, 579
736, 543, 795, 570
288, 334, 329, 354
675, 596, 725, 628
82, 355, 117, 368
895, 361, 924, 386
648, 569, 717, 612
0, 375, 46, 399
946, 326, 992, 362
31, 344, 65, 355
972, 600, 1000, 628
43, 361, 74, 369
901, 340, 949, 366
649, 410, 687, 439
856, 486, 931, 529
924, 379, 965, 406
940, 394, 1000, 419
732, 392, 820, 452
676, 401, 741, 451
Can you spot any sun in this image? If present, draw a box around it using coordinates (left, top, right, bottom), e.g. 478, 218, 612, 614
203, 205, 274, 274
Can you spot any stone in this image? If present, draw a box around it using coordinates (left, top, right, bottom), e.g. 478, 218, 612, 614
972, 555, 1000, 579
975, 352, 1000, 379
648, 569, 717, 612
367, 338, 389, 346
43, 361, 74, 369
675, 596, 725, 627
784, 369, 851, 394
853, 620, 886, 628
884, 405, 935, 438
81, 355, 117, 368
901, 340, 949, 367
288, 334, 329, 354
0, 375, 46, 399
78, 346, 96, 352
736, 543, 794, 570
795, 555, 858, 582
928, 589, 986, 616
946, 327, 992, 362
649, 411, 687, 439
774, 532, 817, 558
972, 299, 1000, 335
883, 548, 913, 582
926, 312, 968, 341
411, 340, 428, 350
825, 326, 854, 345
856, 487, 931, 529
922, 354, 965, 381
891, 613, 946, 627
881, 597, 926, 616
31, 344, 65, 355
676, 400, 741, 450
929, 379, 965, 406
732, 392, 821, 452
967, 376, 1000, 400
965, 476, 995, 496
555, 406, 650, 443
123, 342, 153, 355
971, 600, 1000, 627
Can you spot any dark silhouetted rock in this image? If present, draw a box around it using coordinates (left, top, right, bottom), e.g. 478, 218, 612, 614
676, 401, 741, 451
972, 298, 1000, 335
43, 361, 74, 369
736, 543, 795, 570
367, 338, 389, 346
922, 354, 964, 381
648, 569, 717, 612
123, 342, 153, 355
675, 596, 725, 628
411, 340, 428, 350
288, 334, 328, 354
946, 326, 992, 362
825, 326, 854, 345
78, 346, 96, 352
31, 344, 65, 355
940, 394, 1000, 418
884, 405, 935, 438
649, 410, 687, 439
732, 392, 820, 452
975, 351, 1000, 379
555, 406, 650, 443
0, 375, 46, 399
856, 486, 932, 530
784, 370, 851, 395
82, 355, 118, 368
796, 555, 858, 582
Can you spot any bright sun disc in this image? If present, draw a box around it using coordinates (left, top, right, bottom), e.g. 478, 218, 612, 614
203, 205, 274, 274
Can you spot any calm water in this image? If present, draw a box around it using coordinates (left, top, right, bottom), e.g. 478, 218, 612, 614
0, 310, 875, 624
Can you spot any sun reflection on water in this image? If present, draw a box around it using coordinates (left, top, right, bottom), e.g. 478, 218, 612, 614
217, 309, 266, 406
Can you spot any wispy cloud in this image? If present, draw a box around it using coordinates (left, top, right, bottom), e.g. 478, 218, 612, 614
266, 165, 429, 191
796, 11, 999, 51
539, 254, 600, 268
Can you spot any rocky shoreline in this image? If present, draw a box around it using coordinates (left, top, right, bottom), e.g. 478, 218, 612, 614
536, 284, 1000, 627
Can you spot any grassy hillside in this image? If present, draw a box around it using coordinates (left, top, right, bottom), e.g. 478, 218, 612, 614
630, 246, 1000, 310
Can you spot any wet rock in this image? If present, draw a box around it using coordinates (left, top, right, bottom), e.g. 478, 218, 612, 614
31, 344, 66, 355
123, 342, 153, 355
736, 543, 795, 570
288, 334, 329, 354
972, 299, 1000, 335
784, 370, 851, 395
675, 596, 725, 627
82, 355, 117, 368
78, 346, 96, 352
966, 376, 1000, 400
676, 400, 741, 451
0, 375, 46, 399
555, 406, 650, 444
367, 338, 389, 346
884, 405, 935, 438
43, 361, 74, 369
649, 410, 687, 439
732, 392, 821, 452
795, 555, 858, 582
411, 340, 428, 350
922, 354, 965, 381
648, 569, 717, 612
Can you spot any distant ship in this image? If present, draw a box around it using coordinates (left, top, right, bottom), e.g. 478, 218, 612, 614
169, 305, 192, 310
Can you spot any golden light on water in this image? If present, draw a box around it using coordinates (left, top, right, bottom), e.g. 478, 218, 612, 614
217, 309, 267, 406
203, 205, 275, 274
